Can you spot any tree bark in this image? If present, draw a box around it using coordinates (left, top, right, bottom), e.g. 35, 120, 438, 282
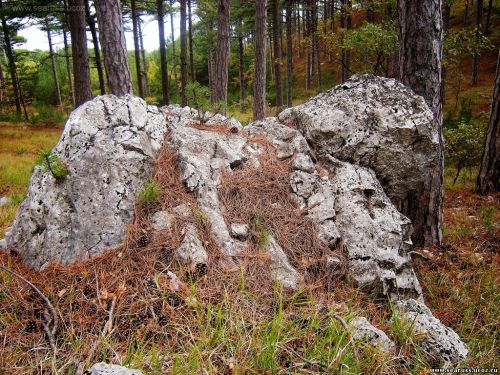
238, 20, 245, 111
0, 11, 22, 114
95, 0, 133, 96
85, 0, 106, 95
188, 0, 195, 82
366, 0, 375, 23
138, 18, 150, 97
471, 0, 483, 85
312, 0, 321, 88
212, 0, 231, 110
476, 50, 500, 193
62, 29, 75, 106
272, 0, 283, 109
131, 0, 144, 98
305, 2, 311, 90
157, 0, 170, 105
398, 0, 444, 246
484, 0, 493, 33
68, 0, 92, 106
46, 22, 62, 107
170, 0, 178, 87
341, 0, 351, 83
253, 0, 267, 121
180, 0, 188, 106
286, 0, 293, 107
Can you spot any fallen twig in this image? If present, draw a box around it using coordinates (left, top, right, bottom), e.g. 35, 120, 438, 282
0, 264, 58, 354
275, 343, 326, 372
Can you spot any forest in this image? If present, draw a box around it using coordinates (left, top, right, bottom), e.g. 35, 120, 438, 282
0, 0, 499, 374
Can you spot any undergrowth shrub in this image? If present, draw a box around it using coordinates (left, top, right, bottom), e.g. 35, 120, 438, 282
37, 149, 68, 181
138, 180, 162, 204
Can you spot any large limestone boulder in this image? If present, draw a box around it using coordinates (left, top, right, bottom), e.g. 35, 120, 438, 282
279, 74, 439, 211
0, 77, 468, 365
3, 95, 168, 269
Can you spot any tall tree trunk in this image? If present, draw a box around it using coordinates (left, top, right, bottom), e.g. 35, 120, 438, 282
68, 0, 93, 106
476, 50, 500, 193
46, 22, 62, 107
286, 0, 293, 107
341, 0, 351, 83
170, 0, 178, 87
464, 0, 470, 24
131, 0, 144, 98
95, 0, 133, 96
0, 13, 22, 114
305, 2, 311, 90
212, 0, 231, 110
85, 0, 106, 95
253, 0, 267, 121
484, 0, 493, 33
443, 1, 451, 32
272, 0, 283, 109
62, 29, 75, 106
180, 0, 188, 106
398, 0, 444, 246
157, 0, 170, 105
139, 19, 150, 97
188, 0, 195, 82
471, 0, 483, 85
208, 47, 215, 101
312, 0, 321, 88
366, 0, 375, 23
0, 48, 4, 106
297, 3, 302, 57
238, 21, 245, 111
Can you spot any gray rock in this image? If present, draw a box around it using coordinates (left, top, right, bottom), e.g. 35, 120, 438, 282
349, 317, 396, 354
168, 124, 247, 258
292, 153, 315, 173
327, 157, 422, 301
264, 236, 300, 290
172, 203, 192, 218
0, 238, 6, 250
150, 210, 174, 231
4, 95, 168, 269
279, 74, 439, 209
0, 197, 11, 207
176, 224, 208, 270
395, 299, 469, 366
230, 223, 249, 240
85, 363, 143, 375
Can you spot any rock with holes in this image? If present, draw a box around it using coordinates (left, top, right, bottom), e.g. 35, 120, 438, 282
84, 363, 143, 375
279, 74, 439, 210
349, 317, 396, 354
395, 299, 469, 366
327, 157, 422, 301
4, 95, 168, 269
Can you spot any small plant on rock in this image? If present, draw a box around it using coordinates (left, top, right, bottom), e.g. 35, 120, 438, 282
37, 149, 68, 181
138, 180, 162, 204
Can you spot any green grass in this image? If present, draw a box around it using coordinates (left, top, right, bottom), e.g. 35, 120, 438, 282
0, 122, 61, 236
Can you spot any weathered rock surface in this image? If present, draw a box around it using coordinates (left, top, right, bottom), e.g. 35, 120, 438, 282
326, 156, 422, 301
396, 299, 469, 365
349, 317, 395, 354
279, 74, 439, 211
3, 95, 168, 269
84, 363, 143, 375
